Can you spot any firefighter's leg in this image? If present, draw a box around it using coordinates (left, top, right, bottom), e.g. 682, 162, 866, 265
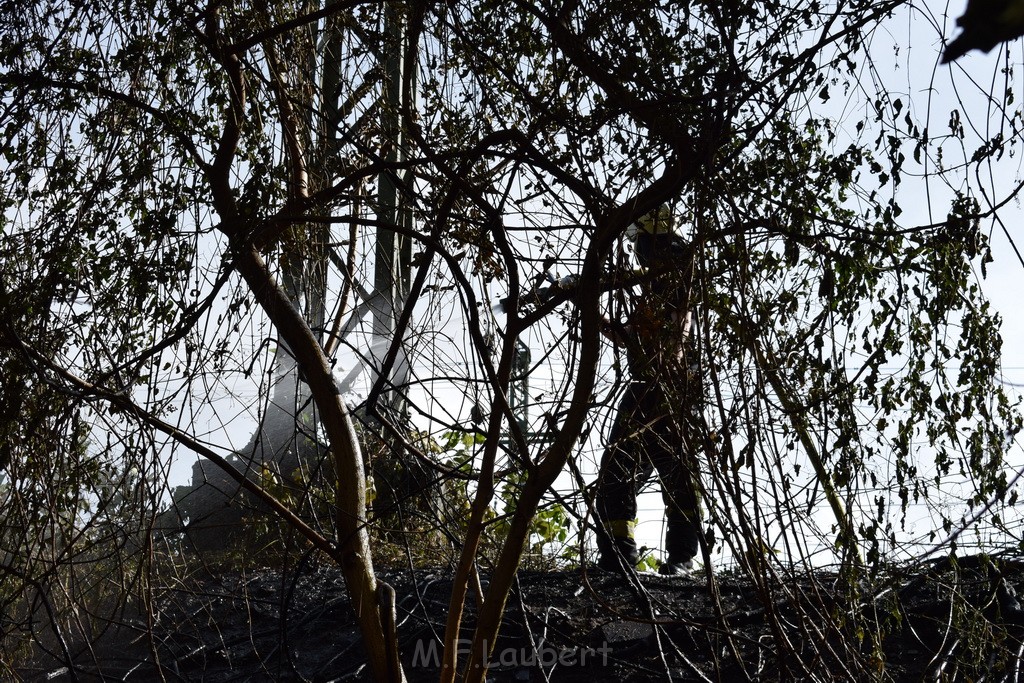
596, 443, 654, 570
595, 390, 652, 570
651, 426, 701, 572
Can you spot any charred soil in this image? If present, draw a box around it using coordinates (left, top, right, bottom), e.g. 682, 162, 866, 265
14, 553, 1024, 682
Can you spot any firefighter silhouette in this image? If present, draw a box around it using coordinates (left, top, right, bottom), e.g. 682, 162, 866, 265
595, 206, 703, 575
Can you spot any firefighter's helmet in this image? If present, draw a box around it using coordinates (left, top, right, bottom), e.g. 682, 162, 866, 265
631, 206, 685, 267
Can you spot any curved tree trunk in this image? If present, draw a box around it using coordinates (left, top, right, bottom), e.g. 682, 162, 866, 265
233, 244, 404, 683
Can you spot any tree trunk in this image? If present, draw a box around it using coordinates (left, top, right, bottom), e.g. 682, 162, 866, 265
233, 244, 404, 683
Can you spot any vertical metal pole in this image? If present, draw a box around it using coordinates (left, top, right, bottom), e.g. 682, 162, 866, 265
374, 1, 411, 417
511, 341, 531, 436
373, 3, 398, 341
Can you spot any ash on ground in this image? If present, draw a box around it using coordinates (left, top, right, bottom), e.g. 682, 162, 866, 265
14, 553, 1024, 682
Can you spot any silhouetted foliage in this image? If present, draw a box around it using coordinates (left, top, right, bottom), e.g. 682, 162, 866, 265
2, 1, 1023, 680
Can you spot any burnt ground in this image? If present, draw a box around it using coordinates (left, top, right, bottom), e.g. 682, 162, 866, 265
13, 552, 1024, 682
